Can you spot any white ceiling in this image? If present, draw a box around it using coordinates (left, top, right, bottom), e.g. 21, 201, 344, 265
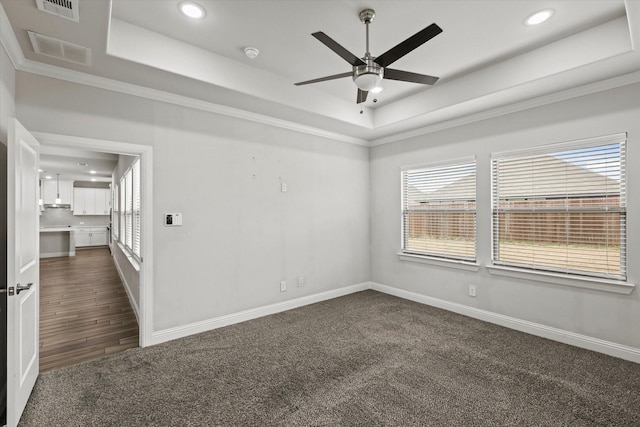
1, 0, 640, 146
38, 146, 118, 183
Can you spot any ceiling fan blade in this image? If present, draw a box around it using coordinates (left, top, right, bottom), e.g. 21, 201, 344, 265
384, 68, 439, 85
312, 32, 366, 67
295, 72, 353, 86
357, 89, 368, 104
374, 23, 443, 68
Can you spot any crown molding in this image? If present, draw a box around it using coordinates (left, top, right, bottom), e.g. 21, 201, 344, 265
20, 59, 370, 147
370, 70, 640, 146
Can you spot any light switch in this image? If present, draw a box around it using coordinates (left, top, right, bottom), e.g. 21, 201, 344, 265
281, 182, 288, 192
165, 213, 182, 226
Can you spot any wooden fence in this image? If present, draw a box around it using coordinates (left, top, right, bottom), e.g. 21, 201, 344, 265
406, 197, 622, 246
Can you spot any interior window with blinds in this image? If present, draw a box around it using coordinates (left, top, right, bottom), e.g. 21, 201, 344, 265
118, 158, 141, 260
112, 183, 119, 240
492, 134, 626, 280
402, 158, 476, 261
132, 159, 141, 257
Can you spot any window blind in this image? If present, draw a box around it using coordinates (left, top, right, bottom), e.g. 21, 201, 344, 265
402, 159, 476, 261
492, 134, 626, 280
124, 169, 132, 249
132, 159, 141, 257
119, 176, 126, 246
112, 183, 119, 239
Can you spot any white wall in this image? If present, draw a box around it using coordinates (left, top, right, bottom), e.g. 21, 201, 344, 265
0, 33, 15, 142
370, 82, 640, 349
15, 72, 371, 333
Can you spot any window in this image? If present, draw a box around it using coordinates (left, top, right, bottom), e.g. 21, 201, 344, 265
492, 134, 626, 280
112, 183, 119, 240
402, 158, 477, 262
119, 175, 126, 246
118, 158, 141, 259
132, 159, 141, 257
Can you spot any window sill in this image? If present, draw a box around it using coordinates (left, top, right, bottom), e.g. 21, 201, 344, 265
397, 253, 480, 272
116, 242, 141, 272
486, 265, 635, 295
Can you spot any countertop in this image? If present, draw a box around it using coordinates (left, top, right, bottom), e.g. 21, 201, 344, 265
39, 225, 109, 232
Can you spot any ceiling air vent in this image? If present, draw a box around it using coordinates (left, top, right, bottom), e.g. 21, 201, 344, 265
28, 31, 91, 66
35, 0, 79, 22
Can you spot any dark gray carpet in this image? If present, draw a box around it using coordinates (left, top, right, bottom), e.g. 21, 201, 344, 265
19, 290, 640, 426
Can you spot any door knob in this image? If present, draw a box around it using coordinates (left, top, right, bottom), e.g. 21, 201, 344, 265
16, 283, 34, 294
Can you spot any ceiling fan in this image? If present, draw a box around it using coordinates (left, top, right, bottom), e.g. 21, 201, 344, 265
295, 8, 443, 104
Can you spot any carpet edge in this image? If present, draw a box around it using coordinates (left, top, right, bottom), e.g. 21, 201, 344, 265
148, 282, 373, 346
371, 282, 640, 364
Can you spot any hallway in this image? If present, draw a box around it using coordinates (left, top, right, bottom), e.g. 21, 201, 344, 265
39, 247, 139, 371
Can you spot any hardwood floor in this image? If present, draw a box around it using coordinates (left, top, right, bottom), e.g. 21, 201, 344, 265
39, 247, 139, 372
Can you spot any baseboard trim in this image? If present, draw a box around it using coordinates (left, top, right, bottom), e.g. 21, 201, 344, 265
370, 282, 640, 364
150, 282, 371, 346
39, 251, 73, 258
113, 253, 140, 323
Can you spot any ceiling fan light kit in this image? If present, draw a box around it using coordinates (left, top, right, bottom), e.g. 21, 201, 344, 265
295, 8, 442, 104
353, 61, 383, 91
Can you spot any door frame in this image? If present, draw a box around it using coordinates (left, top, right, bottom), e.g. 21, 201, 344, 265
32, 132, 154, 347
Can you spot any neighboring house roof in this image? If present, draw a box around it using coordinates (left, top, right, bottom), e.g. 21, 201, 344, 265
407, 155, 620, 203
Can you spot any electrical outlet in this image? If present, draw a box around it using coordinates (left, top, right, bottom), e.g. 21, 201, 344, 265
281, 182, 288, 192
280, 280, 287, 292
468, 284, 477, 297
298, 276, 304, 287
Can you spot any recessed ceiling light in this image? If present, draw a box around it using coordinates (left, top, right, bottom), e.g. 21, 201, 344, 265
90, 178, 97, 182
45, 175, 52, 179
90, 170, 97, 174
179, 2, 205, 19
525, 9, 554, 26
244, 47, 259, 59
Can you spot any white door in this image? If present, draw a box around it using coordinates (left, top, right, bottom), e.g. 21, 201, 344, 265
6, 119, 40, 427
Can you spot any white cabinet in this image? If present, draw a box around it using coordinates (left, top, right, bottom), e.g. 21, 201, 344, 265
73, 188, 95, 215
75, 227, 108, 247
42, 179, 73, 205
73, 188, 110, 215
74, 228, 92, 247
95, 189, 110, 215
91, 228, 108, 246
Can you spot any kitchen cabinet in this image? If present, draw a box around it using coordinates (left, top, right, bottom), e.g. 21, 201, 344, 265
42, 179, 74, 206
73, 188, 110, 215
91, 228, 108, 245
95, 189, 110, 215
75, 227, 108, 247
74, 228, 92, 247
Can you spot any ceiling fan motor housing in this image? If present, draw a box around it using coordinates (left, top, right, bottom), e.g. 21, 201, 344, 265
359, 8, 375, 24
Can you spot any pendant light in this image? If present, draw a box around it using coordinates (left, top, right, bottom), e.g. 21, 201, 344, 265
55, 173, 62, 204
